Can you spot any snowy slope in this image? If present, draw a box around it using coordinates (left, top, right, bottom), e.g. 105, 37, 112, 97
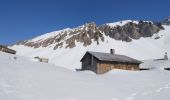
29, 28, 72, 42
0, 52, 170, 100
11, 20, 170, 70
106, 20, 139, 27
140, 59, 170, 70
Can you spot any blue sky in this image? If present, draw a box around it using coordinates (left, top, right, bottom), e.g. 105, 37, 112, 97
0, 0, 170, 45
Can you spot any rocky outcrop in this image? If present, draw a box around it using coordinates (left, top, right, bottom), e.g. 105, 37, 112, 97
99, 21, 163, 42
65, 22, 104, 48
16, 20, 164, 49
162, 17, 170, 25
19, 31, 68, 48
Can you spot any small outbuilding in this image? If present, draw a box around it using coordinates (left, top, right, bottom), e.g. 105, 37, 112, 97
80, 49, 142, 74
0, 45, 16, 54
34, 56, 49, 63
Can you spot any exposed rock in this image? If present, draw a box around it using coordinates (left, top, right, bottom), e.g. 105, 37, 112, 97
65, 22, 104, 47
99, 21, 162, 41
162, 16, 170, 25
53, 42, 63, 50
16, 20, 164, 50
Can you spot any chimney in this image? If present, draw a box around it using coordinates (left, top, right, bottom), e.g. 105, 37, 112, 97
110, 49, 115, 55
164, 52, 168, 60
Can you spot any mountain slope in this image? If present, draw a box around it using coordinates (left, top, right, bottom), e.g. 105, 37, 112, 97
11, 20, 170, 70
1, 52, 170, 100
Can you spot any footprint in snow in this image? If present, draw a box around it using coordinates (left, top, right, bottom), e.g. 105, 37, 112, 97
126, 93, 137, 100
142, 90, 153, 95
164, 84, 170, 89
142, 92, 148, 95
0, 83, 11, 88
131, 93, 137, 96
110, 98, 119, 100
67, 99, 76, 100
155, 84, 170, 92
155, 88, 163, 93
141, 84, 170, 96
126, 97, 134, 100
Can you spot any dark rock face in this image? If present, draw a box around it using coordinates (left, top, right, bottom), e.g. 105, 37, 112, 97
65, 22, 104, 48
162, 17, 170, 25
17, 20, 164, 49
53, 42, 63, 50
99, 21, 163, 42
20, 31, 68, 48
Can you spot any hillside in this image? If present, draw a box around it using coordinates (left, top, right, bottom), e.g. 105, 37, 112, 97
0, 52, 170, 100
11, 20, 170, 70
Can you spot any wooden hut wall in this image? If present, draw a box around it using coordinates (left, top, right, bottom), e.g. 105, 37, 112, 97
97, 62, 139, 74
82, 53, 98, 73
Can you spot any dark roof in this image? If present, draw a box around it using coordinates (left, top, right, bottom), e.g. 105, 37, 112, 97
0, 44, 16, 54
0, 45, 7, 48
81, 51, 142, 64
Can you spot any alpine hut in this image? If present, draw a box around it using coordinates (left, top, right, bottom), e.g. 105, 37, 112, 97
80, 49, 142, 74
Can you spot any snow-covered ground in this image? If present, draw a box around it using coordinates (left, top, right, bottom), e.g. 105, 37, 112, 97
11, 24, 170, 70
0, 52, 170, 100
140, 59, 170, 70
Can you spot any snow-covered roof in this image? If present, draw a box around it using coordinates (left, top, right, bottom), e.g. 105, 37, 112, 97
81, 51, 142, 64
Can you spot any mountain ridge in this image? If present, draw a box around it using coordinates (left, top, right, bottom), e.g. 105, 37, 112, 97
15, 20, 164, 49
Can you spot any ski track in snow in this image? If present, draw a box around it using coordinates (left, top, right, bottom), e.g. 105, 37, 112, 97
155, 83, 170, 93
125, 83, 170, 100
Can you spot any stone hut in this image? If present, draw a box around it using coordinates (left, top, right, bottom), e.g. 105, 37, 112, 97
80, 49, 142, 74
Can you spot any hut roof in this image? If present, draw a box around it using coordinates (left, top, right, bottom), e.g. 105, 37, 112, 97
0, 44, 7, 48
81, 51, 142, 64
0, 44, 16, 54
